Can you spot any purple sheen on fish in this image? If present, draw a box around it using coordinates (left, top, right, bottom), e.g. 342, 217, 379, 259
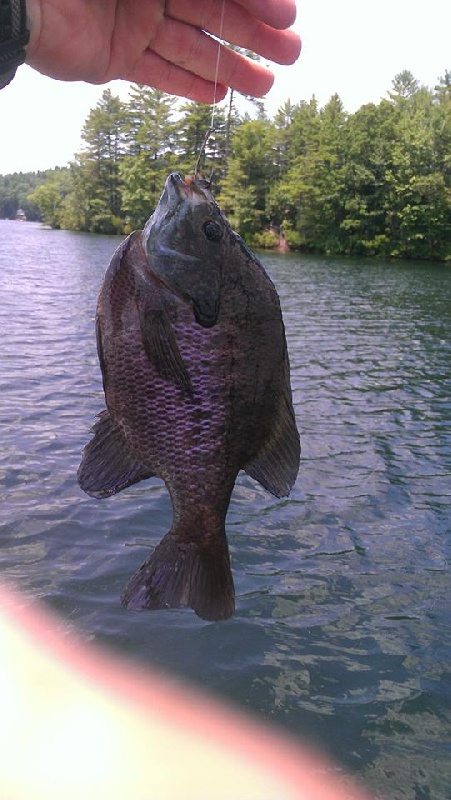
77, 172, 300, 621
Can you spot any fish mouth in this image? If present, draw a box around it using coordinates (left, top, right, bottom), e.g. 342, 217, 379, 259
164, 172, 212, 206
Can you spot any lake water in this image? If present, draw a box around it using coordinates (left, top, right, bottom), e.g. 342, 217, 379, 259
1, 219, 450, 799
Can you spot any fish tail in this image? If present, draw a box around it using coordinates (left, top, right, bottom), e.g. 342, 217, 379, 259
120, 532, 235, 622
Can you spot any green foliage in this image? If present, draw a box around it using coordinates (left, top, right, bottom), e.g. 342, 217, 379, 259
2, 71, 450, 261
0, 170, 53, 220
217, 151, 261, 238
119, 85, 179, 230
27, 170, 72, 228
75, 89, 128, 233
282, 224, 303, 250
217, 119, 277, 241
250, 229, 279, 249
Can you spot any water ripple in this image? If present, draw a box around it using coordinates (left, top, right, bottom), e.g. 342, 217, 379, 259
1, 223, 451, 798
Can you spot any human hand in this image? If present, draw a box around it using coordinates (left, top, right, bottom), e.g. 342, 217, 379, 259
25, 0, 301, 102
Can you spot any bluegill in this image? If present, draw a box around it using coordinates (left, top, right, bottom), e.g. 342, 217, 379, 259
78, 173, 300, 621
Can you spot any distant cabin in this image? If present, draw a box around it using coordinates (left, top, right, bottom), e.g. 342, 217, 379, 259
15, 208, 26, 221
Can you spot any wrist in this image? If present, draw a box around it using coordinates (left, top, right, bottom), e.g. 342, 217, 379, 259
0, 0, 30, 88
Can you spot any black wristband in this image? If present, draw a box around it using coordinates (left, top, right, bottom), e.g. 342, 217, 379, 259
0, 0, 30, 89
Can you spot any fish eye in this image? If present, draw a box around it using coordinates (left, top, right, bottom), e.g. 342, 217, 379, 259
203, 220, 222, 242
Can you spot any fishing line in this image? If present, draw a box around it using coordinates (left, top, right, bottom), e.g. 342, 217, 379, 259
194, 0, 226, 177
211, 0, 226, 130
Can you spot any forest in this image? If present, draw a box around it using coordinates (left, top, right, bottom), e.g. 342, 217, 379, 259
1, 69, 450, 261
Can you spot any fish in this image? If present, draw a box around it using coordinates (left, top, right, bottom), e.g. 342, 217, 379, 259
78, 172, 300, 621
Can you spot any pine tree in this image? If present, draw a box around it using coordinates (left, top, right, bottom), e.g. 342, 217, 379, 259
119, 85, 178, 230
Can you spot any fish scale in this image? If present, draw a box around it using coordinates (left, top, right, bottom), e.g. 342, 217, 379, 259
78, 173, 300, 621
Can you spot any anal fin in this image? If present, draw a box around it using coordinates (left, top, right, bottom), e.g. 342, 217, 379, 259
78, 410, 154, 498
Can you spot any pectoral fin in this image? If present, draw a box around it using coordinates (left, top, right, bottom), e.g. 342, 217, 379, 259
245, 392, 300, 498
78, 411, 154, 498
139, 306, 193, 394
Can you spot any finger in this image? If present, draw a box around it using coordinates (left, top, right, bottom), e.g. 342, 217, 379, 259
125, 49, 228, 104
150, 18, 277, 97
166, 0, 301, 65
233, 0, 298, 29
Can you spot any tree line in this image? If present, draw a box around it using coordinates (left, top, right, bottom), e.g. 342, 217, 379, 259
0, 169, 54, 221
1, 70, 450, 261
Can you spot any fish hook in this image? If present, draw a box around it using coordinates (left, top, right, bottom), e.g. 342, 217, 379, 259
193, 126, 214, 178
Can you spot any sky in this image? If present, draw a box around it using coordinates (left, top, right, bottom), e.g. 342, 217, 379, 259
1, 0, 450, 175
